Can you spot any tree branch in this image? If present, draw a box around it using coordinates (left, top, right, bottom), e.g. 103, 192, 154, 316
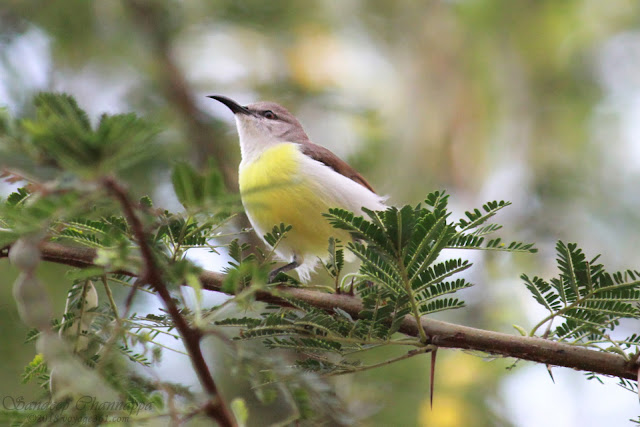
101, 177, 236, 427
122, 0, 266, 255
123, 0, 236, 190
3, 240, 637, 383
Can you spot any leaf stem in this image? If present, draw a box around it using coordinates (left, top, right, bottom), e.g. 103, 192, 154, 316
401, 260, 428, 343
325, 347, 433, 376
72, 279, 92, 354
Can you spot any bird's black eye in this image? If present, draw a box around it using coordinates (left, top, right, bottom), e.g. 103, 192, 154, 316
263, 110, 277, 120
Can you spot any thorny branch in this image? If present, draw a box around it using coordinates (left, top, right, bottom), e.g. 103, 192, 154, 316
102, 177, 236, 427
3, 239, 639, 383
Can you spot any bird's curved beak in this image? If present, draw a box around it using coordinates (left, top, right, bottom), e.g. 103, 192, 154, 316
207, 95, 253, 116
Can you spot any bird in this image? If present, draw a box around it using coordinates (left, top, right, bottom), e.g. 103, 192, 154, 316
209, 95, 386, 283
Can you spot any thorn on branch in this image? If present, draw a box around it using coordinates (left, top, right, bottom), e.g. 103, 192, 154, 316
430, 347, 437, 409
4, 240, 640, 384
546, 364, 555, 383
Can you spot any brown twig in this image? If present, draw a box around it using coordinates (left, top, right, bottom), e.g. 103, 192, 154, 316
3, 240, 638, 382
101, 177, 236, 427
122, 0, 266, 255
123, 0, 236, 190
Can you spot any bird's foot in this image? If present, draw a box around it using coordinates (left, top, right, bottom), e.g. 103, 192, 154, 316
268, 259, 299, 283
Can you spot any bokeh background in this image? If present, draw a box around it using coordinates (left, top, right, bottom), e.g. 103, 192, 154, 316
1, 1, 640, 425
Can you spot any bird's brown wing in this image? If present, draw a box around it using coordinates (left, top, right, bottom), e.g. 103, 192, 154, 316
298, 142, 377, 194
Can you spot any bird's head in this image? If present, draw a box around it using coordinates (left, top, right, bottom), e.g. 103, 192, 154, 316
209, 95, 310, 160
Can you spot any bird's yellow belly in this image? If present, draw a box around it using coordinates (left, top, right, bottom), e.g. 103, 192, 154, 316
238, 143, 348, 258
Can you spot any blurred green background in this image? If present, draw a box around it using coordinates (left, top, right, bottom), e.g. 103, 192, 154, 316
2, 1, 640, 425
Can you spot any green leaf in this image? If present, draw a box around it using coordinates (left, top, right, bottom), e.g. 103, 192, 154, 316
405, 216, 455, 281
140, 195, 153, 208
358, 290, 410, 339
513, 325, 528, 336
19, 93, 158, 175
457, 200, 511, 233
171, 160, 225, 210
227, 239, 254, 265
22, 93, 93, 170
204, 157, 225, 200
385, 205, 418, 256
448, 233, 536, 253
172, 161, 203, 208
416, 278, 473, 303
6, 188, 30, 206
418, 298, 465, 315
471, 223, 503, 236
231, 398, 249, 427
324, 237, 344, 279
222, 260, 268, 294
32, 92, 91, 131
526, 241, 640, 345
1, 189, 83, 238
215, 317, 263, 328
324, 208, 396, 258
521, 274, 561, 312
412, 258, 472, 294
21, 353, 48, 385
264, 337, 343, 354
348, 241, 403, 292
423, 190, 450, 216
93, 112, 159, 173
263, 223, 292, 248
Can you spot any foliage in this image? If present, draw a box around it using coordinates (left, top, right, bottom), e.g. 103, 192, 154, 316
2, 0, 640, 423
19, 93, 159, 176
523, 242, 640, 361
1, 93, 639, 425
217, 190, 537, 376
